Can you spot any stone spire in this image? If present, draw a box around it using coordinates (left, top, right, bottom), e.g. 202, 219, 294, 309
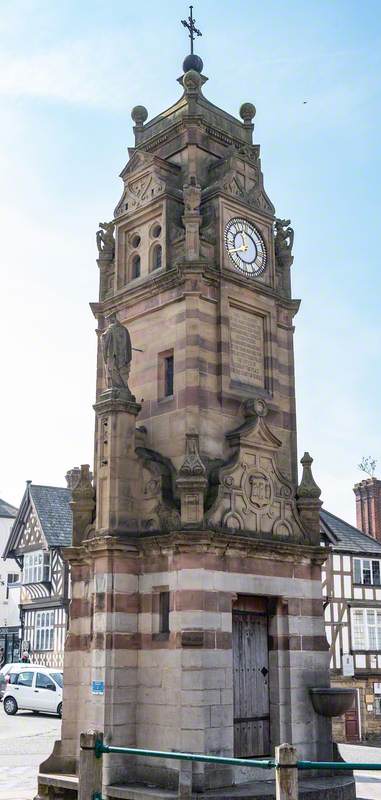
296, 452, 322, 542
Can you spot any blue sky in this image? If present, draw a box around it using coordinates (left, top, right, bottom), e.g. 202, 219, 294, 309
0, 0, 380, 524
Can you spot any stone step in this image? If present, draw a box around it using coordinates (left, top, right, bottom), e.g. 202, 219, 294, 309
105, 775, 355, 800
38, 772, 78, 790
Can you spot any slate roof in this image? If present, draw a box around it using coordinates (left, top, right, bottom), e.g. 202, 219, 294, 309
320, 508, 381, 555
2, 483, 72, 559
29, 485, 72, 548
0, 498, 17, 518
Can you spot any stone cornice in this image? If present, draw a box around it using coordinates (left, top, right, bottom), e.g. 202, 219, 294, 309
66, 529, 328, 566
90, 266, 186, 319
90, 262, 300, 324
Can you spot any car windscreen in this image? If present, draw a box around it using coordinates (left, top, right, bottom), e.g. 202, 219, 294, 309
50, 672, 63, 688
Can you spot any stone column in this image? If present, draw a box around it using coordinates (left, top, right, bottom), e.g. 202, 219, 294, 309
93, 388, 141, 535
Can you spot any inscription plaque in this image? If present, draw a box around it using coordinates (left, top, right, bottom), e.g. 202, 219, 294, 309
229, 306, 265, 387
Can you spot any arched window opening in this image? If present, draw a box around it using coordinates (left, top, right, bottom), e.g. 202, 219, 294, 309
131, 255, 141, 279
131, 233, 141, 249
152, 244, 162, 271
151, 223, 162, 239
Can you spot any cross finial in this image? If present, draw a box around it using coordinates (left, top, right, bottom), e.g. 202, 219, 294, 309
181, 5, 202, 55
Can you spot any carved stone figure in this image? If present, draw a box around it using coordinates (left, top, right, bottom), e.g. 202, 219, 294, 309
96, 221, 115, 258
183, 181, 201, 213
101, 313, 132, 390
274, 218, 294, 265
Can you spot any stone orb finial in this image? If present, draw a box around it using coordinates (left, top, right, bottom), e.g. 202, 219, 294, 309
131, 105, 148, 126
183, 69, 202, 93
183, 53, 204, 74
239, 102, 256, 123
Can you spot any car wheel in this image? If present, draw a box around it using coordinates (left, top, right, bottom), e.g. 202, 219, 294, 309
4, 696, 18, 715
57, 702, 62, 718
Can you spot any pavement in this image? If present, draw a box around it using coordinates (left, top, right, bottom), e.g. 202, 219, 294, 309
0, 710, 380, 800
0, 706, 61, 799
339, 743, 381, 800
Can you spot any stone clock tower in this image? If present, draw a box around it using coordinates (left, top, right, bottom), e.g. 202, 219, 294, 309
37, 28, 346, 800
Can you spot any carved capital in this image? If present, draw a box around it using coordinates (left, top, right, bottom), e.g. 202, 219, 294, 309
94, 388, 141, 416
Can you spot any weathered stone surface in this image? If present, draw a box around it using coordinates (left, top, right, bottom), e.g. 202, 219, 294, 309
40, 38, 346, 800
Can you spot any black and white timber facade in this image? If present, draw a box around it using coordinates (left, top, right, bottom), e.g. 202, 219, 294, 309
3, 482, 72, 668
321, 508, 381, 741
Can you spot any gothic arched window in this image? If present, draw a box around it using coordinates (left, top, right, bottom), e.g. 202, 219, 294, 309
152, 244, 162, 271
131, 254, 141, 279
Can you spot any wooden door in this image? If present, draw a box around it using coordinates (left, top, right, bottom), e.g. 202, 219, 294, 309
232, 609, 270, 757
345, 695, 359, 741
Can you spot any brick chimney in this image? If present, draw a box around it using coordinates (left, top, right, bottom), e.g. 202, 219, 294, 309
353, 478, 381, 541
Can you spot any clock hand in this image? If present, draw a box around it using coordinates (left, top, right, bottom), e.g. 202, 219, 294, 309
228, 245, 248, 254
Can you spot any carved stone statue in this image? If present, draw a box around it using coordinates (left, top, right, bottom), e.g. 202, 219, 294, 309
274, 218, 294, 265
183, 181, 201, 213
96, 221, 115, 258
101, 313, 132, 390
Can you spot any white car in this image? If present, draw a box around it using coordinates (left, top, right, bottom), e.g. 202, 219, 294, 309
3, 665, 63, 717
0, 662, 41, 700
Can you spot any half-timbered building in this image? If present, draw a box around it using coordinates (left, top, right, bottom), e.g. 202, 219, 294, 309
321, 507, 381, 741
3, 481, 72, 668
0, 497, 20, 663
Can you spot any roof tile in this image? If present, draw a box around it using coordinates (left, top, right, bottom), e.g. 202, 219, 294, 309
30, 485, 72, 547
320, 508, 381, 555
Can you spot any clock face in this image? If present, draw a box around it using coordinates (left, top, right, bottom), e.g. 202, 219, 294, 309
224, 217, 267, 277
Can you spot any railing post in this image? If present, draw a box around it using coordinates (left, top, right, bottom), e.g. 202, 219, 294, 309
79, 730, 103, 800
178, 760, 192, 798
275, 743, 298, 800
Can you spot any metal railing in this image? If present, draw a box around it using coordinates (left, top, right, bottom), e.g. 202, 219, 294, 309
94, 740, 275, 768
79, 730, 381, 800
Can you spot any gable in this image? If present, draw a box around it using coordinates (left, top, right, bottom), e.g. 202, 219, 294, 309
19, 507, 45, 550
29, 485, 72, 547
207, 411, 306, 542
208, 153, 275, 216
3, 484, 72, 559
